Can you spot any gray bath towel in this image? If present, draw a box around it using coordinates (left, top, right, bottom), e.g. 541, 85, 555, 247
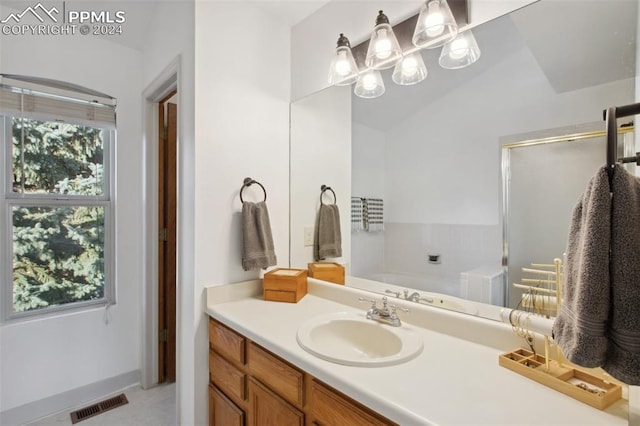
603, 166, 640, 385
553, 166, 611, 368
553, 165, 640, 385
241, 201, 277, 271
314, 204, 342, 261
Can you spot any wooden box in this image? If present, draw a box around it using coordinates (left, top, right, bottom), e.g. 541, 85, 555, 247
263, 268, 307, 303
499, 349, 622, 410
307, 262, 345, 285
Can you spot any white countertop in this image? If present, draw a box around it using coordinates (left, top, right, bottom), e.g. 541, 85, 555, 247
205, 279, 628, 426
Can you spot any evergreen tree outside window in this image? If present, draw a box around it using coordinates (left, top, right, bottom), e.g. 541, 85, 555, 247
0, 76, 115, 319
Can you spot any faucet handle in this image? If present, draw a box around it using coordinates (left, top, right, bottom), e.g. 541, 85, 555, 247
358, 297, 377, 308
390, 304, 410, 316
385, 289, 400, 298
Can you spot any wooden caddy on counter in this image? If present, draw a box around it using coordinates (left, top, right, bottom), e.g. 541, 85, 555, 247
262, 268, 307, 303
499, 349, 622, 410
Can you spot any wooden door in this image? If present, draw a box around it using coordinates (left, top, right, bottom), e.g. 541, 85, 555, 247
158, 96, 177, 383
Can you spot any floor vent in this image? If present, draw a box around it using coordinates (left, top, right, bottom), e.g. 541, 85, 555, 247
70, 393, 128, 424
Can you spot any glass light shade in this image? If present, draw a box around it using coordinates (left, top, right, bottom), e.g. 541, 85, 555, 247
439, 30, 481, 69
354, 70, 385, 99
365, 11, 403, 70
392, 52, 428, 85
328, 34, 359, 86
412, 0, 458, 49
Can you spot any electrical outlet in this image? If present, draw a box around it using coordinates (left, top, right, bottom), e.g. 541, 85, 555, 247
304, 227, 314, 246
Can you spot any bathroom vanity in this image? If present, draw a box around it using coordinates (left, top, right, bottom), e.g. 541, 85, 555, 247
206, 279, 628, 425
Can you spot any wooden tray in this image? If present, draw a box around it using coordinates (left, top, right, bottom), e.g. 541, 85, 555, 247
499, 349, 622, 410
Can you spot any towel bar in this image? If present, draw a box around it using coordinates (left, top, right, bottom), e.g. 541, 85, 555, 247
240, 177, 267, 203
320, 185, 336, 205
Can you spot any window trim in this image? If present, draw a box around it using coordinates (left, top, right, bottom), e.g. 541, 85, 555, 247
1, 115, 116, 321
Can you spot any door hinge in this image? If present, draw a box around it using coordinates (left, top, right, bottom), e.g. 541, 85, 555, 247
159, 228, 167, 241
159, 329, 168, 342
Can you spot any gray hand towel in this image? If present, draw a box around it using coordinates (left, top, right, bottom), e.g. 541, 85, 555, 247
603, 166, 640, 385
241, 201, 277, 271
553, 166, 611, 368
314, 204, 342, 261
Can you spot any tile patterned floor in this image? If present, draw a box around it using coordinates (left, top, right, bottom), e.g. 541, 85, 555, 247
27, 383, 176, 426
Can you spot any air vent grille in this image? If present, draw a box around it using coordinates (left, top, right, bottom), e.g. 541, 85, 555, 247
70, 393, 128, 424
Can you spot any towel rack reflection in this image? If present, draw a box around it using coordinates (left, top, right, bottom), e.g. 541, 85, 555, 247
239, 177, 267, 203
604, 102, 640, 186
320, 185, 336, 205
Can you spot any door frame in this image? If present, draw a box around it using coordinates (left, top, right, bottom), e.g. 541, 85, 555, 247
141, 57, 180, 389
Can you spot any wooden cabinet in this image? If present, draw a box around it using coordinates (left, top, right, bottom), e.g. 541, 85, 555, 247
208, 317, 397, 426
248, 342, 304, 408
247, 377, 304, 426
310, 379, 393, 426
209, 385, 244, 426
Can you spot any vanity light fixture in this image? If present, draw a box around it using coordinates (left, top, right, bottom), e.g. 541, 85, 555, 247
412, 0, 459, 49
438, 29, 481, 69
365, 10, 403, 70
329, 0, 474, 98
354, 69, 385, 98
328, 33, 359, 86
392, 51, 428, 85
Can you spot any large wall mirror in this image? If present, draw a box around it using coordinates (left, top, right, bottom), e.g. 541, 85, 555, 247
290, 0, 638, 321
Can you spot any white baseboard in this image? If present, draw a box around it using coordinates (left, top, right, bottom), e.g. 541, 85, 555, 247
0, 370, 140, 426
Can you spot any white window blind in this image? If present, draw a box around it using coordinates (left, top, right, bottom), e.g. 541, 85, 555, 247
0, 77, 116, 128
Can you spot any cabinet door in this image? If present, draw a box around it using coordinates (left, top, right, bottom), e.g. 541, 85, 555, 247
310, 380, 395, 426
209, 385, 244, 426
247, 377, 304, 426
248, 342, 304, 408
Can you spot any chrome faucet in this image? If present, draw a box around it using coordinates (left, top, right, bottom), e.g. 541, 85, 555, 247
358, 296, 409, 327
403, 289, 434, 304
403, 289, 421, 302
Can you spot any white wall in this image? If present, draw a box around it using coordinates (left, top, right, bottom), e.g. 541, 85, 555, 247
351, 122, 385, 277
193, 2, 291, 424
385, 44, 634, 226
0, 28, 143, 416
290, 85, 352, 270
291, 0, 538, 100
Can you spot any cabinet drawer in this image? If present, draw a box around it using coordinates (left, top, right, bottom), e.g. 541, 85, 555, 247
310, 380, 395, 426
209, 349, 246, 402
247, 377, 304, 426
248, 342, 304, 408
209, 384, 244, 426
209, 319, 245, 366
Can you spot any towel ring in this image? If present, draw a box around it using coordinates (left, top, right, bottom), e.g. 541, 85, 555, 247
320, 185, 336, 205
240, 177, 267, 203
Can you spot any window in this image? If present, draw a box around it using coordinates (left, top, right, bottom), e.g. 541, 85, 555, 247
1, 76, 116, 318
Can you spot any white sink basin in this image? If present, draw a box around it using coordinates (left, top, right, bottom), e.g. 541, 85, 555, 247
296, 312, 423, 367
